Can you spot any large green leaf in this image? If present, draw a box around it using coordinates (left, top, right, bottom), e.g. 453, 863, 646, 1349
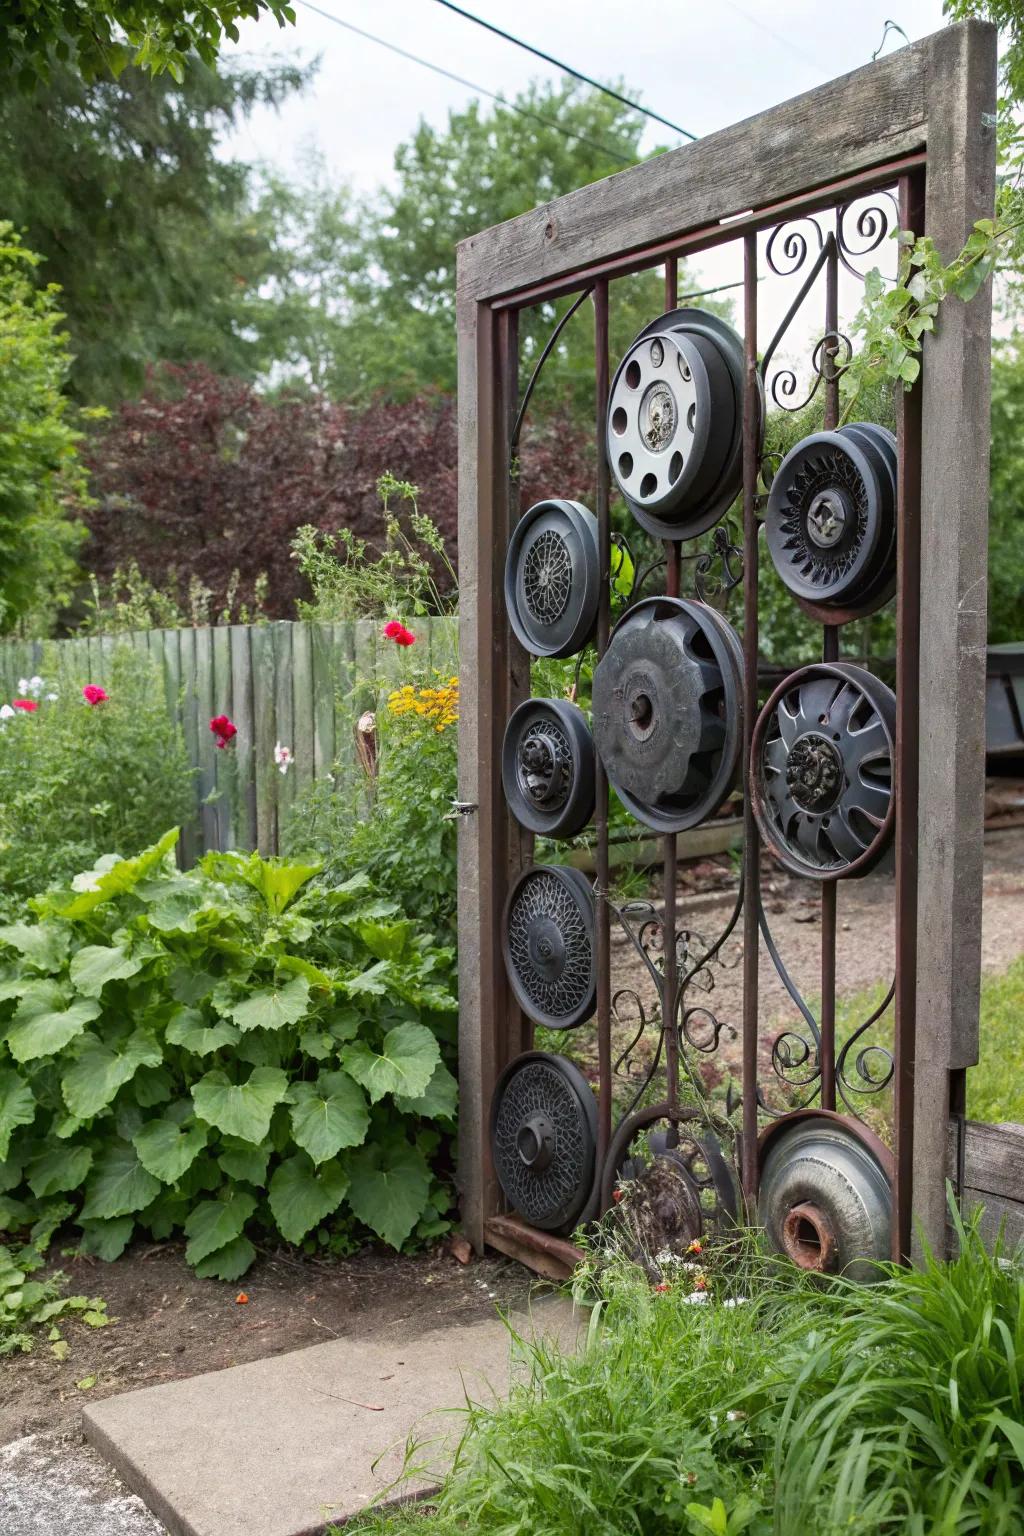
221, 976, 310, 1034
217, 1137, 270, 1185
133, 1118, 208, 1184
192, 1235, 257, 1280
6, 989, 100, 1063
62, 1032, 162, 1120
191, 1067, 289, 1144
352, 918, 413, 962
54, 829, 181, 918
183, 1190, 257, 1266
165, 1007, 240, 1056
289, 1071, 369, 1165
341, 1022, 440, 1105
79, 1216, 134, 1261
394, 1061, 459, 1122
202, 850, 320, 915
0, 1068, 36, 1160
26, 1144, 92, 1198
346, 1139, 432, 1250
0, 921, 69, 974
80, 1142, 162, 1220
338, 960, 391, 1000
69, 944, 143, 998
268, 1153, 349, 1244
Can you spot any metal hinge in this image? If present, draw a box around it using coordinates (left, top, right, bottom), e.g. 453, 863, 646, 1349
443, 799, 479, 821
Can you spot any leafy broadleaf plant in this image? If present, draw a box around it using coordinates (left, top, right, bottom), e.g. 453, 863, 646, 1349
0, 832, 458, 1278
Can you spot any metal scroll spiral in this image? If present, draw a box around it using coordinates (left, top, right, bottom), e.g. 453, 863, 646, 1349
768, 329, 853, 415
835, 193, 899, 280
835, 979, 896, 1109
615, 525, 743, 607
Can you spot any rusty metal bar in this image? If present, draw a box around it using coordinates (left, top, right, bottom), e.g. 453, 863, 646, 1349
741, 232, 760, 1210
893, 167, 926, 1262
491, 152, 928, 311
594, 280, 613, 1173
664, 256, 678, 311
820, 236, 840, 1112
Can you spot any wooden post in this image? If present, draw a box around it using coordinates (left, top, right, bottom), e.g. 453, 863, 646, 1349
914, 20, 997, 1257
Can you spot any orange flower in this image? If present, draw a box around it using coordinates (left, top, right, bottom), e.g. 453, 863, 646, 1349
687, 1239, 703, 1255
655, 1282, 671, 1293
235, 1292, 249, 1305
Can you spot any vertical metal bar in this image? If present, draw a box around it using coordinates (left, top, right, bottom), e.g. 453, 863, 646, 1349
665, 256, 678, 311
819, 233, 840, 1113
894, 168, 925, 1263
663, 540, 680, 1117
662, 259, 681, 1123
594, 280, 613, 1172
741, 233, 760, 1210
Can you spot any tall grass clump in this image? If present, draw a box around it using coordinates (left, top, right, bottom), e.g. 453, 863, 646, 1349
343, 1208, 1023, 1536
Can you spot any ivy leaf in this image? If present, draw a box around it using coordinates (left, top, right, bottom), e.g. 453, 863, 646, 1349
0, 1068, 36, 1159
217, 1138, 270, 1186
166, 1007, 240, 1056
7, 990, 100, 1063
0, 922, 69, 974
346, 1139, 432, 1250
26, 1144, 92, 1199
183, 1190, 257, 1266
62, 1032, 163, 1120
289, 1071, 369, 1165
192, 1235, 257, 1281
79, 1216, 135, 1261
221, 976, 310, 1034
341, 1022, 440, 1105
394, 1061, 459, 1122
80, 1143, 162, 1220
69, 944, 143, 998
191, 1067, 289, 1144
268, 1153, 349, 1244
134, 1119, 208, 1184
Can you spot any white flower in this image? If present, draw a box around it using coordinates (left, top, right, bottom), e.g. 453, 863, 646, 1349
17, 676, 44, 696
274, 742, 293, 776
723, 1297, 749, 1309
17, 678, 28, 694
682, 1290, 709, 1305
45, 693, 58, 702
0, 705, 14, 720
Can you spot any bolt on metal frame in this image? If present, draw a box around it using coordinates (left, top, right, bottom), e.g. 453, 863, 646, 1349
456, 21, 996, 1270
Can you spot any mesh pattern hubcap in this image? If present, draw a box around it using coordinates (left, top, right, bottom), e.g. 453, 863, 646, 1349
507, 870, 593, 1023
518, 720, 573, 809
523, 529, 572, 624
492, 1058, 594, 1229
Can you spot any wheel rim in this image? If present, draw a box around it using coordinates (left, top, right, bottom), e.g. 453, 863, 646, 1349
502, 866, 597, 1029
504, 500, 599, 658
751, 663, 896, 879
501, 699, 595, 839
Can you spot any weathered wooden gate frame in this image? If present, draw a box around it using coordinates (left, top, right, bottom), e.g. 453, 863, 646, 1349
456, 21, 997, 1264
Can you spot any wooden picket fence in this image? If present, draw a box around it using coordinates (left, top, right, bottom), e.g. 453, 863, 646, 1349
0, 618, 457, 859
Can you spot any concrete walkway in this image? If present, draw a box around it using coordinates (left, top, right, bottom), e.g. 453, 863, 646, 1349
81, 1294, 578, 1536
0, 1432, 165, 1536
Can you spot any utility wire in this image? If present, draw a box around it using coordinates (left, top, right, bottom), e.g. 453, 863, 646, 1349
431, 0, 697, 140
294, 0, 633, 163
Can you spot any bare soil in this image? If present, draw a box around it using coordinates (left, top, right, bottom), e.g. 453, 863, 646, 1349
0, 1242, 537, 1445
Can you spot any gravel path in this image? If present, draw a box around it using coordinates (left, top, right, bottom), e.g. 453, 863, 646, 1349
0, 1434, 165, 1536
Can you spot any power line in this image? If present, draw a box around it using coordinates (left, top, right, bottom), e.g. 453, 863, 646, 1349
431, 0, 697, 141
717, 0, 827, 75
294, 0, 633, 163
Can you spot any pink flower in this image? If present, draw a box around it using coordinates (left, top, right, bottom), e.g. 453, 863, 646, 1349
12, 698, 38, 713
383, 620, 416, 647
82, 685, 108, 706
210, 714, 237, 749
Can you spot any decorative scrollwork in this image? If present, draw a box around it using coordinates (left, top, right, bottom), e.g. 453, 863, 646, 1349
680, 1004, 736, 1056
835, 193, 899, 280
768, 328, 853, 414
693, 521, 744, 600
765, 216, 825, 277
612, 987, 658, 1083
836, 979, 896, 1108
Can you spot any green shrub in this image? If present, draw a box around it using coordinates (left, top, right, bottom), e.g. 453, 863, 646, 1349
0, 646, 194, 919
284, 662, 459, 943
0, 832, 458, 1277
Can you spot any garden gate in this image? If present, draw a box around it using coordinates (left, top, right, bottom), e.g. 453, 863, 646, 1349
456, 21, 1001, 1276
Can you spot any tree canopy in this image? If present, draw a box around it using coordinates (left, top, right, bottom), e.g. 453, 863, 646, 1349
1, 2, 296, 88
0, 54, 311, 402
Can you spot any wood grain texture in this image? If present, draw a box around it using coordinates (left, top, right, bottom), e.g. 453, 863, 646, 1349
949, 1120, 1024, 1252
913, 20, 997, 1260
457, 36, 940, 304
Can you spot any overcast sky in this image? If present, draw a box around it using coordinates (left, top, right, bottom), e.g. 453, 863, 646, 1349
218, 0, 954, 366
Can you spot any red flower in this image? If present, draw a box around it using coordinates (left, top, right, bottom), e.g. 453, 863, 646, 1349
82, 685, 109, 706
12, 698, 38, 713
383, 620, 416, 647
655, 1282, 671, 1293
210, 714, 237, 749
